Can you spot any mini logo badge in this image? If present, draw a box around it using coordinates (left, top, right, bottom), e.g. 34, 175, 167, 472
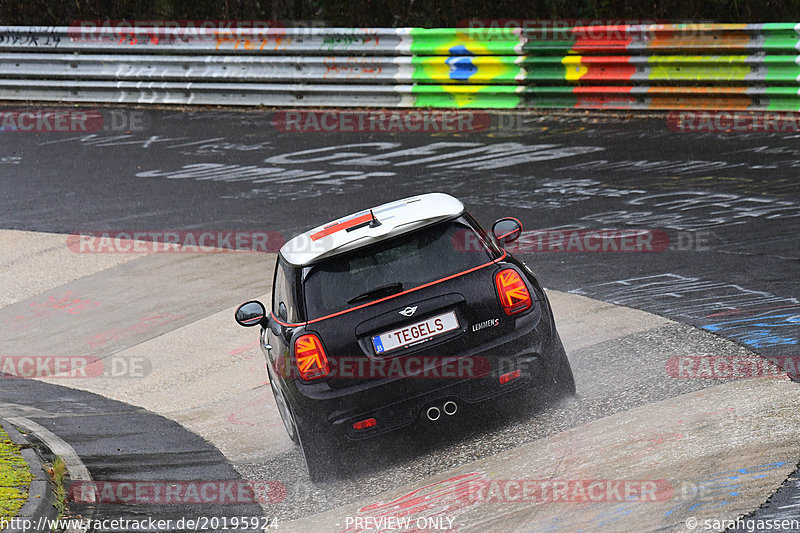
399, 306, 418, 317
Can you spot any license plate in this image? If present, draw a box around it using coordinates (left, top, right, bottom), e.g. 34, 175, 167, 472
371, 311, 459, 355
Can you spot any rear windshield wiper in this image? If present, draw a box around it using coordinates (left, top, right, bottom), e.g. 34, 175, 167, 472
347, 282, 404, 305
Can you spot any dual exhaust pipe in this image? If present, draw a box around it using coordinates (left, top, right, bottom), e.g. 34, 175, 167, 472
426, 400, 458, 421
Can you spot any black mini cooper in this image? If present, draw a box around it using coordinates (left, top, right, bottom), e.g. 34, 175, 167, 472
235, 193, 574, 481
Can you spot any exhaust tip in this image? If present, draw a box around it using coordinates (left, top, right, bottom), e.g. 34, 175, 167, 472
443, 401, 458, 416
426, 406, 441, 421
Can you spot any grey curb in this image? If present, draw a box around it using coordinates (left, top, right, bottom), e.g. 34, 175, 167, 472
0, 418, 58, 533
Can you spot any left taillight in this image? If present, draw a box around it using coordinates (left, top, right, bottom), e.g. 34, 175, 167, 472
494, 268, 532, 315
294, 333, 330, 381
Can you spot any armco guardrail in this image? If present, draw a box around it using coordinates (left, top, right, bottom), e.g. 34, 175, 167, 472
1, 24, 800, 110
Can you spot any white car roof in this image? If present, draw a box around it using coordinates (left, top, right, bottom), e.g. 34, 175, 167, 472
280, 192, 465, 266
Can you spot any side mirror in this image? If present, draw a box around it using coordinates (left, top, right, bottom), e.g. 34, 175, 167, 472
235, 300, 266, 327
492, 217, 522, 245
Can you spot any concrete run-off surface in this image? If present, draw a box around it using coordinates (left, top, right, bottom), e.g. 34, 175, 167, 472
1, 228, 798, 532
286, 378, 800, 533
0, 230, 143, 308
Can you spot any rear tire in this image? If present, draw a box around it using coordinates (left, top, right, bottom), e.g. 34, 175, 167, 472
269, 371, 348, 482
293, 412, 348, 483
545, 332, 576, 397
269, 371, 299, 445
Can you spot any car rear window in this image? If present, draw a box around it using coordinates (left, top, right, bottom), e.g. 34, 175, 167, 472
302, 218, 495, 319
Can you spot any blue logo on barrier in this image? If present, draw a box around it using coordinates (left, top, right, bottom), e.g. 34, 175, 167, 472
446, 45, 477, 81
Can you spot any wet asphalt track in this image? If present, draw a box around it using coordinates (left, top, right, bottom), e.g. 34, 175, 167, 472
0, 108, 798, 531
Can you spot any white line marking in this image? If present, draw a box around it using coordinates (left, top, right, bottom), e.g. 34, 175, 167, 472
0, 404, 92, 533
777, 502, 800, 509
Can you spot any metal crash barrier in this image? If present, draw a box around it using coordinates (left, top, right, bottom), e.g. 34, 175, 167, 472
1, 24, 799, 109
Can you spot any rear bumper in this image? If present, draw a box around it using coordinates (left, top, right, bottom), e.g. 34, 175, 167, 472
280, 301, 563, 441
332, 349, 545, 440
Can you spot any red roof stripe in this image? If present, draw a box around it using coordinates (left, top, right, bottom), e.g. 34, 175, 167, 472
309, 213, 373, 241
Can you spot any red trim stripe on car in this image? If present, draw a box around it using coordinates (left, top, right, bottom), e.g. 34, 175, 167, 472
270, 251, 507, 327
496, 217, 523, 240
309, 213, 373, 241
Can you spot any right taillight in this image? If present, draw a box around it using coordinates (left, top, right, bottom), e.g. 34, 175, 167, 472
499, 369, 521, 384
494, 268, 532, 315
294, 333, 330, 381
352, 418, 377, 431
